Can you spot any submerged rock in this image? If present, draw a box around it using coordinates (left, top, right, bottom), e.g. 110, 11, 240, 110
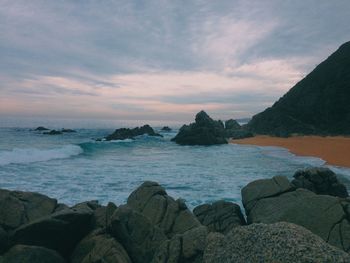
43, 130, 62, 135
105, 125, 162, 141
171, 111, 227, 145
1, 245, 65, 263
292, 167, 349, 197
204, 222, 350, 263
193, 201, 246, 234
61, 129, 76, 133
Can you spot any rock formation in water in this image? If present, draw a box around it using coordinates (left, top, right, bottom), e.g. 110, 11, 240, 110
43, 130, 63, 135
104, 125, 162, 141
248, 41, 350, 136
1, 167, 350, 262
161, 126, 172, 132
34, 126, 49, 131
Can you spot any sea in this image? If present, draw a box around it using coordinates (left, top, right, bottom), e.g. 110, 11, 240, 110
1, 117, 350, 209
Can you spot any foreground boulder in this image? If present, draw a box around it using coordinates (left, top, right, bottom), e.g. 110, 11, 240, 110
105, 125, 162, 141
152, 226, 208, 263
242, 175, 350, 251
292, 167, 349, 197
0, 189, 57, 230
204, 222, 350, 263
108, 205, 167, 263
71, 229, 131, 263
193, 201, 246, 234
171, 111, 227, 145
13, 207, 94, 258
0, 245, 65, 263
127, 181, 201, 237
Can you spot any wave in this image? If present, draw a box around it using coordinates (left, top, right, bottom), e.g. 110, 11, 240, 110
0, 145, 83, 166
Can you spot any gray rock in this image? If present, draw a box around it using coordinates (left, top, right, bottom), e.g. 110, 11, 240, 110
94, 202, 117, 229
13, 207, 93, 258
108, 205, 167, 263
193, 201, 246, 234
0, 245, 65, 263
152, 226, 208, 263
292, 167, 348, 197
204, 222, 350, 263
71, 229, 131, 263
241, 176, 294, 212
246, 187, 350, 251
0, 189, 57, 230
127, 181, 201, 237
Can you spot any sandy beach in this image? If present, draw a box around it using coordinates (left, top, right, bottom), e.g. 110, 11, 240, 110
232, 136, 350, 168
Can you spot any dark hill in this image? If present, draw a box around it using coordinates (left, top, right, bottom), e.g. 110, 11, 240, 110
248, 41, 350, 136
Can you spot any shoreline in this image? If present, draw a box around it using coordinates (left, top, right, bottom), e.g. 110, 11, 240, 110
231, 135, 350, 168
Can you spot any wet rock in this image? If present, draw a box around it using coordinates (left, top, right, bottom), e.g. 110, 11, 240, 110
292, 167, 348, 197
127, 181, 201, 237
105, 125, 162, 141
171, 111, 227, 146
108, 205, 167, 263
1, 245, 65, 263
13, 207, 93, 258
0, 189, 57, 230
152, 226, 208, 263
204, 222, 350, 263
193, 201, 246, 234
61, 129, 76, 133
71, 229, 131, 263
241, 175, 294, 212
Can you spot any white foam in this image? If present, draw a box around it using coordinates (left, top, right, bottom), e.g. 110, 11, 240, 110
109, 139, 134, 143
0, 145, 83, 166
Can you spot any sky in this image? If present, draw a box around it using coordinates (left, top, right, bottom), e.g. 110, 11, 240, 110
1, 0, 350, 122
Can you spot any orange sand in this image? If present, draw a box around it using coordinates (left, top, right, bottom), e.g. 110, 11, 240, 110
231, 136, 350, 168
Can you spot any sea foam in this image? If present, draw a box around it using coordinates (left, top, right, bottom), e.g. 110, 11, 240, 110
0, 145, 83, 165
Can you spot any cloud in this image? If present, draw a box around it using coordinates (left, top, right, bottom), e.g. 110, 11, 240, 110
0, 0, 350, 121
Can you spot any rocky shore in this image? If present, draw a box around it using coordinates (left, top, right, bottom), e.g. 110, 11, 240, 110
1, 167, 350, 262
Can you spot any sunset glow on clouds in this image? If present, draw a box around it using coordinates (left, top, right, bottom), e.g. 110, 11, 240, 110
1, 1, 350, 122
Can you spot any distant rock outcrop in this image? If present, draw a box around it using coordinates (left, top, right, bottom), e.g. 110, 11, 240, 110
35, 126, 49, 131
171, 111, 227, 145
161, 126, 172, 132
105, 125, 162, 141
43, 130, 62, 135
248, 41, 350, 136
61, 129, 76, 133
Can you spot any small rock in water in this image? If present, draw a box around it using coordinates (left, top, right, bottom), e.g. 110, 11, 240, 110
34, 126, 49, 131
43, 130, 63, 135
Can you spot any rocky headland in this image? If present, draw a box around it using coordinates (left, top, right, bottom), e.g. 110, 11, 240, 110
1, 167, 350, 262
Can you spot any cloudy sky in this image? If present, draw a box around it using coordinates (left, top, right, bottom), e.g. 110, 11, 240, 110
1, 0, 350, 122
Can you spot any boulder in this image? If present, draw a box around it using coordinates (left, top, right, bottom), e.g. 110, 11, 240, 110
43, 130, 62, 135
0, 189, 57, 230
0, 226, 9, 254
292, 167, 348, 197
152, 226, 208, 263
13, 207, 93, 258
105, 125, 162, 141
225, 129, 254, 139
241, 175, 294, 212
204, 222, 350, 263
245, 186, 350, 251
108, 205, 167, 263
94, 202, 117, 229
193, 201, 246, 234
171, 111, 227, 146
34, 126, 49, 131
1, 245, 65, 263
71, 229, 131, 263
127, 181, 201, 237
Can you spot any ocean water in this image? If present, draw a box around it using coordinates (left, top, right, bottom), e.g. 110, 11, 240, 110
1, 119, 350, 209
